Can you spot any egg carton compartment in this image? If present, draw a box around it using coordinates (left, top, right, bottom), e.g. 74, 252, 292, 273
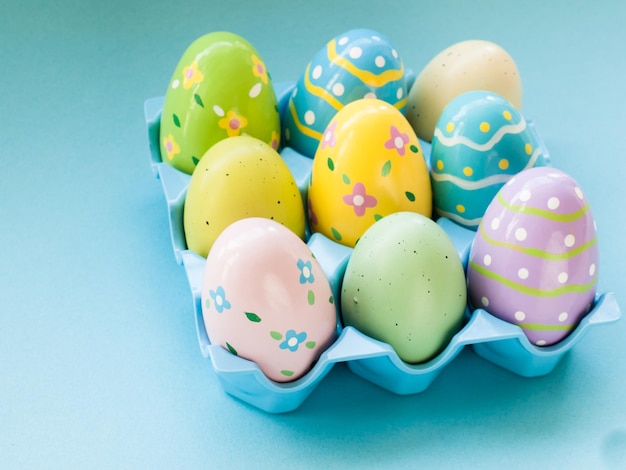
144, 83, 621, 414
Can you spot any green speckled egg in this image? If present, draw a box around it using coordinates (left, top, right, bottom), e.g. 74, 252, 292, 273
160, 32, 281, 174
341, 212, 467, 363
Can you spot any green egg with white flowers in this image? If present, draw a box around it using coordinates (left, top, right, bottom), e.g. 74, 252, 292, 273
341, 212, 467, 364
160, 31, 281, 174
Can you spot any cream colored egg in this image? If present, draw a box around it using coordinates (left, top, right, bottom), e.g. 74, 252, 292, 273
406, 40, 522, 142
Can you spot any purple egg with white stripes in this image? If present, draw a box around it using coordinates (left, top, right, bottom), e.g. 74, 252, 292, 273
467, 167, 599, 346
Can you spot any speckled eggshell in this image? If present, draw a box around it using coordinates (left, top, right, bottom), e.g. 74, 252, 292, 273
308, 99, 432, 248
341, 212, 467, 364
282, 29, 407, 158
183, 135, 306, 259
430, 91, 547, 230
160, 32, 281, 174
467, 167, 599, 347
202, 218, 337, 382
406, 39, 522, 142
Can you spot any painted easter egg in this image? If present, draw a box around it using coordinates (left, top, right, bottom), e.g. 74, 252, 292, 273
406, 39, 522, 142
430, 91, 547, 230
341, 212, 467, 363
183, 136, 306, 258
308, 99, 432, 248
160, 31, 281, 174
282, 29, 407, 158
467, 167, 599, 346
202, 218, 337, 382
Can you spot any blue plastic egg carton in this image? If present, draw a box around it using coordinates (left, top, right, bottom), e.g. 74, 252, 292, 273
144, 82, 621, 414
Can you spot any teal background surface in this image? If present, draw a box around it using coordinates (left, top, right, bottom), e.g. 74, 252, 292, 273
2, 1, 625, 468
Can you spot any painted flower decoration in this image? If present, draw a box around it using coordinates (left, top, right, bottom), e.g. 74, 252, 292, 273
384, 125, 410, 156
297, 259, 315, 284
307, 197, 318, 226
218, 109, 249, 137
209, 286, 231, 314
182, 61, 204, 90
321, 121, 337, 149
269, 130, 279, 150
279, 330, 307, 352
343, 182, 377, 216
162, 134, 180, 161
251, 55, 269, 85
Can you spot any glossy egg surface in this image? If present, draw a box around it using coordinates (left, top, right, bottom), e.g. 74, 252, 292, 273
282, 29, 407, 158
467, 167, 599, 346
430, 91, 547, 230
308, 99, 431, 247
202, 218, 337, 382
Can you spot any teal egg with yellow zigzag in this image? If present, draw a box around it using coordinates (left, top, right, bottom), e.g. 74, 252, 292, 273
430, 91, 548, 230
282, 29, 407, 158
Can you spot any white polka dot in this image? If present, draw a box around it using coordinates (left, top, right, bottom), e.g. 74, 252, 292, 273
518, 268, 529, 280
515, 311, 526, 321
483, 254, 492, 266
392, 49, 398, 58
564, 234, 576, 247
589, 264, 596, 276
249, 82, 262, 98
547, 197, 560, 210
304, 110, 315, 125
332, 82, 345, 96
575, 187, 584, 200
338, 36, 349, 46
558, 312, 569, 322
515, 227, 527, 241
213, 105, 225, 117
349, 47, 362, 59
396, 88, 403, 99
558, 272, 569, 284
491, 217, 500, 230
519, 190, 531, 202
481, 296, 489, 307
536, 340, 547, 346
364, 92, 377, 99
375, 55, 386, 67
312, 65, 323, 79
371, 35, 381, 41
171, 79, 180, 89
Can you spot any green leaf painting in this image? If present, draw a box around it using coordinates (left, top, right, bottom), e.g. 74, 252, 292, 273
245, 312, 262, 323
226, 342, 238, 356
193, 93, 204, 108
381, 160, 392, 176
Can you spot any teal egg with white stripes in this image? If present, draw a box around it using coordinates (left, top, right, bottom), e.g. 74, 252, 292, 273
282, 29, 407, 158
430, 91, 548, 230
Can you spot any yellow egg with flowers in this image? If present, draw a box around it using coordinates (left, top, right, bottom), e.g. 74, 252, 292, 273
307, 99, 432, 247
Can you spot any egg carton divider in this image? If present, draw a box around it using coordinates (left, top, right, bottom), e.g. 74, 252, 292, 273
144, 80, 620, 413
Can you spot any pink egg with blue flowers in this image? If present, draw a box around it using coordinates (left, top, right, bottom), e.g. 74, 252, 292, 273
201, 218, 337, 382
467, 167, 599, 346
